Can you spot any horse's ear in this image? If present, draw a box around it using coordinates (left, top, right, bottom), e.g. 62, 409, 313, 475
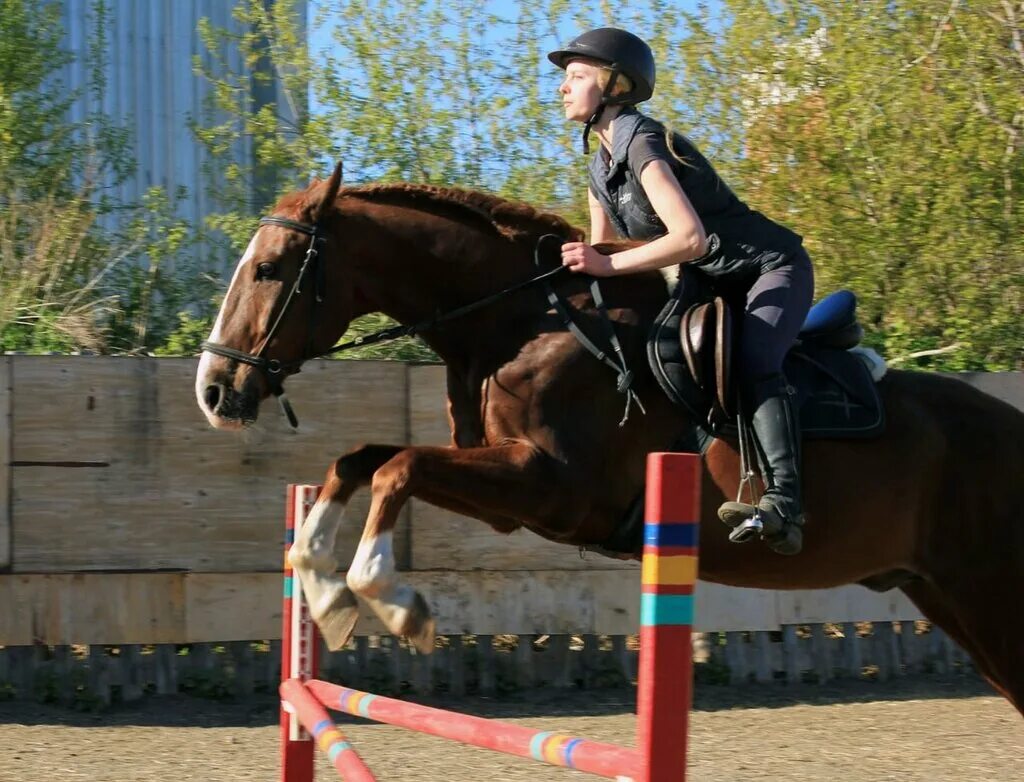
312, 161, 343, 222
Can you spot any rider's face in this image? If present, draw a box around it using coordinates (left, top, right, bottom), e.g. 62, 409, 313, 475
558, 60, 605, 122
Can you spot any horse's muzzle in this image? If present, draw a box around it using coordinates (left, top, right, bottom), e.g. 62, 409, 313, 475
197, 379, 260, 429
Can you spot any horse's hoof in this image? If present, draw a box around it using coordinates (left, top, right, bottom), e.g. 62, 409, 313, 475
367, 586, 437, 654
401, 591, 437, 655
315, 586, 361, 651
407, 615, 437, 655
718, 501, 756, 528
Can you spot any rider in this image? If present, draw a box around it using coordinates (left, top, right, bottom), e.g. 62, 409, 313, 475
548, 27, 814, 555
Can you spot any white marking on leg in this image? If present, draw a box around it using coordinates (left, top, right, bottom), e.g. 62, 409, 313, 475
289, 498, 351, 620
346, 532, 396, 595
347, 532, 422, 637
291, 498, 345, 570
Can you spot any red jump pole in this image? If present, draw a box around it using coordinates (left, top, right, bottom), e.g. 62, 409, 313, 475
306, 679, 642, 780
281, 679, 377, 782
281, 484, 324, 782
637, 453, 701, 782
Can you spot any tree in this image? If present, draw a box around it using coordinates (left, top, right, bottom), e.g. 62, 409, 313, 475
194, 0, 1021, 369
673, 0, 1023, 369
0, 0, 200, 354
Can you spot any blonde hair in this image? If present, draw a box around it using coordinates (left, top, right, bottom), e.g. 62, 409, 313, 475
596, 67, 634, 98
663, 128, 696, 169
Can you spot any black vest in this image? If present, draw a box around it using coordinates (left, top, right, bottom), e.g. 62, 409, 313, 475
587, 108, 803, 279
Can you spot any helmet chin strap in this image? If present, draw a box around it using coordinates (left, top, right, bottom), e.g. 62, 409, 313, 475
581, 68, 620, 154
582, 105, 604, 154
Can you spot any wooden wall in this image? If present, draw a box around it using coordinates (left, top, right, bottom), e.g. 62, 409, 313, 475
1, 357, 10, 570
0, 357, 1020, 646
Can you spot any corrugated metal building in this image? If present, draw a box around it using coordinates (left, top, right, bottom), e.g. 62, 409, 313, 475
57, 0, 306, 249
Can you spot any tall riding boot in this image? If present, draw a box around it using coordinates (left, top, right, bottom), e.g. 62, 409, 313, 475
718, 374, 805, 555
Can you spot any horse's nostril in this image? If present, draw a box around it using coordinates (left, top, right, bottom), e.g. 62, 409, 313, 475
204, 384, 223, 412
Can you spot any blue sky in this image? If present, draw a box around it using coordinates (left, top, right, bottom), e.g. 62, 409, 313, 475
306, 0, 715, 77
301, 0, 721, 182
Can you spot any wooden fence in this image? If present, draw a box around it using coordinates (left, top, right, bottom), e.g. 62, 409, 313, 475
0, 357, 1019, 702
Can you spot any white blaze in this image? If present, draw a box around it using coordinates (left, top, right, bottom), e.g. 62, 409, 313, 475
195, 233, 261, 415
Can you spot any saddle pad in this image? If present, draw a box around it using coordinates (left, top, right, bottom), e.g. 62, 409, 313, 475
782, 346, 885, 439
648, 296, 885, 440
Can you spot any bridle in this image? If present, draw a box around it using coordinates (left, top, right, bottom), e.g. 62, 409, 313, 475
202, 216, 643, 429
201, 216, 328, 426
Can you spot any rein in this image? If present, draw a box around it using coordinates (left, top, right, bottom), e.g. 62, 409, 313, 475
202, 220, 643, 428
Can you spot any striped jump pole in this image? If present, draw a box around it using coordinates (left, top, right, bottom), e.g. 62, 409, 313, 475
281, 484, 376, 782
281, 678, 377, 782
306, 679, 642, 779
279, 451, 701, 781
637, 452, 701, 782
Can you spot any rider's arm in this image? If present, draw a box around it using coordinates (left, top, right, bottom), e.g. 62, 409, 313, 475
606, 159, 708, 274
588, 187, 617, 244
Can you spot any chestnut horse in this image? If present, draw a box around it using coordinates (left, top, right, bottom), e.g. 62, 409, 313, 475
196, 164, 1024, 715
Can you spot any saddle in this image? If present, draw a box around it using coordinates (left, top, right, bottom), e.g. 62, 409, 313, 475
648, 267, 885, 440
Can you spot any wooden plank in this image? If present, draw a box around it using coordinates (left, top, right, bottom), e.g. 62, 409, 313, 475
406, 365, 637, 572
776, 586, 924, 624
696, 583, 781, 631
724, 631, 748, 684
0, 570, 937, 646
0, 355, 9, 570
0, 572, 188, 645
184, 572, 281, 642
10, 357, 407, 571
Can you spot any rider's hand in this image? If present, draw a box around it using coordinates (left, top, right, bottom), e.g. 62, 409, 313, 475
561, 242, 615, 277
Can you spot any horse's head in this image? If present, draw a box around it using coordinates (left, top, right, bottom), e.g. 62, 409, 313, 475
196, 163, 356, 429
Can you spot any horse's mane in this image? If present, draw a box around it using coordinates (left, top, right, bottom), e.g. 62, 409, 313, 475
339, 183, 585, 243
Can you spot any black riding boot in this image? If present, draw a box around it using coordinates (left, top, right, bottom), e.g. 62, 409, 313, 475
718, 374, 805, 555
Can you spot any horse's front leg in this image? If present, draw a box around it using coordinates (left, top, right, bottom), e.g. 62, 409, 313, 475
346, 442, 579, 655
288, 444, 404, 650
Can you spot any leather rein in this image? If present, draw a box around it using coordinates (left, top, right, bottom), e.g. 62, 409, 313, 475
201, 218, 642, 428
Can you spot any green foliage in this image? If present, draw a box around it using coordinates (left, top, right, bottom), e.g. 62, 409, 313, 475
0, 0, 204, 355
155, 311, 217, 358
190, 0, 1020, 370
333, 314, 439, 362
669, 1, 1023, 369
7, 1, 1019, 367
180, 668, 236, 701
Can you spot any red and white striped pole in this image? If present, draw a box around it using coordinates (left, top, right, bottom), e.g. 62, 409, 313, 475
281, 484, 378, 782
281, 484, 322, 782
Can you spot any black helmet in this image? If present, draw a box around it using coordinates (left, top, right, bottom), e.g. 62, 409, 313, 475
547, 27, 656, 105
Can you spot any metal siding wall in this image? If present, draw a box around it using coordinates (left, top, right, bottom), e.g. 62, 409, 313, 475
54, 0, 304, 262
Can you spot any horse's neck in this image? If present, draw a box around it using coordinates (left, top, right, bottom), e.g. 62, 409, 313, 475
356, 214, 538, 367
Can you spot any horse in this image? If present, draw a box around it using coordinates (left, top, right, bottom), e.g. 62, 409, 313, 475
195, 163, 1024, 716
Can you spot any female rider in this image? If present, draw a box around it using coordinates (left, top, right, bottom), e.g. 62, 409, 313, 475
549, 27, 814, 555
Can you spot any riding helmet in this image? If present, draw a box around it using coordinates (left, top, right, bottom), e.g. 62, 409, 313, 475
547, 27, 656, 105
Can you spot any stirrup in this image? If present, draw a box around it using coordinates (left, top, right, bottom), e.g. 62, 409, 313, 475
718, 501, 767, 544
728, 512, 764, 544
719, 499, 788, 545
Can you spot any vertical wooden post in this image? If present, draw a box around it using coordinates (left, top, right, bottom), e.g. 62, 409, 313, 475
636, 453, 701, 782
281, 484, 322, 782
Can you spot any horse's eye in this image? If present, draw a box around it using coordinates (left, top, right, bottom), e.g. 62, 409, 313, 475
256, 262, 276, 280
